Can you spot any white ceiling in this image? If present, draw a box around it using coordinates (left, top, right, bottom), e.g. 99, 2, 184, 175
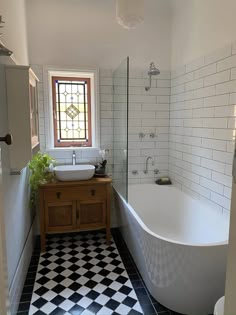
26, 0, 171, 69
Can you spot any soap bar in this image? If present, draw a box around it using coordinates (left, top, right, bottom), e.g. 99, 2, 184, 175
160, 177, 169, 182
155, 177, 172, 185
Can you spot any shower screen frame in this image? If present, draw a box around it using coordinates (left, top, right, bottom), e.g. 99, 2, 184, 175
112, 56, 129, 202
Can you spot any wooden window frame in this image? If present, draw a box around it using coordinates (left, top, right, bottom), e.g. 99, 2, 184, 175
52, 76, 92, 147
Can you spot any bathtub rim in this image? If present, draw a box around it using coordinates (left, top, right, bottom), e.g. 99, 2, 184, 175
114, 186, 229, 248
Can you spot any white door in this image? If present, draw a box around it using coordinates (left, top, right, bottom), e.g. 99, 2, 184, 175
0, 146, 10, 314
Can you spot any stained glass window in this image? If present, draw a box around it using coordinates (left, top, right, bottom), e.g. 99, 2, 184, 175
52, 76, 92, 147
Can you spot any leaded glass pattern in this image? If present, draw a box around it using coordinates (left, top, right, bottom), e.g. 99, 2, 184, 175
52, 76, 91, 147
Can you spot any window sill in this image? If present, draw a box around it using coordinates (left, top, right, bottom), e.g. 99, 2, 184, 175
46, 147, 101, 163
47, 146, 100, 150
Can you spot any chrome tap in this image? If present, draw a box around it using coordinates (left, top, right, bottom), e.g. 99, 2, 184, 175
144, 156, 154, 174
72, 150, 76, 165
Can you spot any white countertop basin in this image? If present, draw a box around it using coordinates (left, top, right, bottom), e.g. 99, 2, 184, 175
54, 165, 95, 181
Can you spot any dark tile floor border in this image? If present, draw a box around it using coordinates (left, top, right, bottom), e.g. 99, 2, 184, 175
16, 229, 182, 315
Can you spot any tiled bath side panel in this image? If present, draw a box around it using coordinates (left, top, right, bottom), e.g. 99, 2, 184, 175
169, 41, 236, 214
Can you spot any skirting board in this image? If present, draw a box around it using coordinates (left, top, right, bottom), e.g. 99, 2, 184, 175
9, 217, 36, 314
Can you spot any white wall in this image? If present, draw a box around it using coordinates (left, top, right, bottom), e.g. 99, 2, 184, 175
1, 0, 29, 65
0, 0, 32, 312
171, 0, 236, 69
26, 0, 171, 69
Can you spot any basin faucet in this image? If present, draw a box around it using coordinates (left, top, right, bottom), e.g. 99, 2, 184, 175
144, 156, 154, 174
72, 150, 76, 165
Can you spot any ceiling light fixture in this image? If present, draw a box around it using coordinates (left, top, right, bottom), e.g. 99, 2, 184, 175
116, 0, 144, 30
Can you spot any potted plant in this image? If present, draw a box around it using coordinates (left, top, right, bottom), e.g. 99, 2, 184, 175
28, 152, 55, 209
95, 149, 108, 175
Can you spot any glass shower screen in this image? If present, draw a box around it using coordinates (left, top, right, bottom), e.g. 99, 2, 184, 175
112, 57, 129, 201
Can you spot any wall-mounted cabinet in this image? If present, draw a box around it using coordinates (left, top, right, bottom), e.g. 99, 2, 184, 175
5, 66, 40, 173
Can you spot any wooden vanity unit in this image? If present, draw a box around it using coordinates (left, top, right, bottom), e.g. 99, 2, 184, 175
39, 177, 112, 252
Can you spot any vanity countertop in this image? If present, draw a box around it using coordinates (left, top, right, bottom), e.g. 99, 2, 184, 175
39, 176, 112, 188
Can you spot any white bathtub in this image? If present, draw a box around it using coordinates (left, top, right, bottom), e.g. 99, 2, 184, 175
114, 184, 229, 315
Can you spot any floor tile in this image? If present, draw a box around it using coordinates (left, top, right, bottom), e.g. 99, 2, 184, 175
27, 232, 143, 315
153, 301, 169, 312
18, 230, 188, 315
18, 302, 31, 312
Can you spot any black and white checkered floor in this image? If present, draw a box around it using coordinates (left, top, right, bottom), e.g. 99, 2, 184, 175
17, 230, 180, 315
29, 232, 143, 315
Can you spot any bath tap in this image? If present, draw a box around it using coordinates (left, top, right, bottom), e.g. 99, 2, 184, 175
139, 132, 145, 139
154, 169, 159, 175
72, 150, 76, 165
144, 156, 154, 174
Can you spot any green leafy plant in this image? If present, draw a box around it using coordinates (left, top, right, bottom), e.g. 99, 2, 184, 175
28, 152, 55, 209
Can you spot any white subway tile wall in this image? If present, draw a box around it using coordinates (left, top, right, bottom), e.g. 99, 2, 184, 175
112, 67, 170, 185
33, 64, 170, 186
32, 40, 236, 214
170, 42, 236, 213
127, 70, 170, 185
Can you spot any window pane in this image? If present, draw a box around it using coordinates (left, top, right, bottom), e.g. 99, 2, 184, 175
53, 76, 91, 146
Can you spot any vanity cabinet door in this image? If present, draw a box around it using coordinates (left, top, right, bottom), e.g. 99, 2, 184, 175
77, 201, 106, 230
45, 201, 77, 232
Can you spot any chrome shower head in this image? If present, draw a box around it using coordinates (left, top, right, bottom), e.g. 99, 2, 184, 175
148, 62, 160, 76
145, 62, 160, 91
0, 43, 13, 56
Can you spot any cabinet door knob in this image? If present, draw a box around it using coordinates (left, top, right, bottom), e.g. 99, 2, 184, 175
0, 134, 12, 145
56, 192, 61, 199
91, 189, 96, 196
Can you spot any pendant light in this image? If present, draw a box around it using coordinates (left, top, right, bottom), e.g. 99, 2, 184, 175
116, 0, 144, 30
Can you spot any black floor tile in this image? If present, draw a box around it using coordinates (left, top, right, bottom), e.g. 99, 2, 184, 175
26, 271, 37, 279
153, 302, 169, 312
135, 288, 152, 305
28, 265, 38, 273
69, 304, 85, 315
141, 302, 157, 314
20, 293, 33, 303
24, 276, 36, 286
50, 308, 65, 315
129, 273, 141, 281
22, 285, 34, 295
131, 279, 145, 289
126, 265, 138, 275
87, 301, 103, 313
17, 302, 30, 312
